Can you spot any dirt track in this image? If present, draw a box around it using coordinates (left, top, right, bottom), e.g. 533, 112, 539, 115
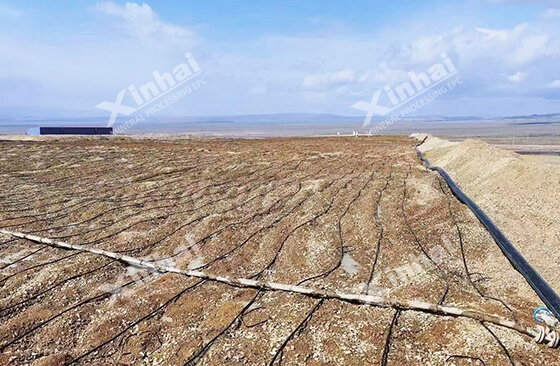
0, 136, 558, 365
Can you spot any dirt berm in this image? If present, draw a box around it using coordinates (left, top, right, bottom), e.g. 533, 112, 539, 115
413, 133, 560, 295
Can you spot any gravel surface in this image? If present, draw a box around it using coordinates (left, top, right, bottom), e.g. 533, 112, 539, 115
0, 136, 558, 365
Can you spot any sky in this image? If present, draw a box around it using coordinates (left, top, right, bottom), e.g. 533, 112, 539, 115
0, 0, 559, 119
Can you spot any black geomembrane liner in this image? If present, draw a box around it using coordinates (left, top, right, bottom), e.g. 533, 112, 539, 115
416, 146, 560, 320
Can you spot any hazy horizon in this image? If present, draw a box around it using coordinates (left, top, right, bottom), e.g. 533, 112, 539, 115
1, 113, 558, 137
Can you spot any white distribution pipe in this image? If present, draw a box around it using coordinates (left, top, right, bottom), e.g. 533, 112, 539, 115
0, 228, 550, 342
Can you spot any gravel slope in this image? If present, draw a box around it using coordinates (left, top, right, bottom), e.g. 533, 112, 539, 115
0, 136, 558, 365
415, 133, 560, 296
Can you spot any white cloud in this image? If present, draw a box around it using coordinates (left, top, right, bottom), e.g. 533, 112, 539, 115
410, 35, 447, 63
547, 79, 560, 88
507, 71, 526, 83
513, 33, 550, 64
543, 9, 560, 17
475, 24, 524, 42
96, 2, 195, 40
289, 16, 560, 113
467, 23, 556, 66
474, 23, 532, 45
0, 4, 22, 18
480, 0, 560, 7
301, 61, 411, 96
371, 64, 409, 83
247, 83, 268, 95
303, 69, 356, 91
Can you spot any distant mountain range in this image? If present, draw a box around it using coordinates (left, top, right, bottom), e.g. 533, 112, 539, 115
1, 112, 560, 126
504, 113, 560, 120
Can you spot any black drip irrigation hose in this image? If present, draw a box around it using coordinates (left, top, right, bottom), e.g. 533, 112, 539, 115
415, 143, 560, 320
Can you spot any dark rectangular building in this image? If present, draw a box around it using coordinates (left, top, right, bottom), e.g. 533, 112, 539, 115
37, 127, 113, 135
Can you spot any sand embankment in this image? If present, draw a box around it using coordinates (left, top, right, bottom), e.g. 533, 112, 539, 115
413, 133, 560, 294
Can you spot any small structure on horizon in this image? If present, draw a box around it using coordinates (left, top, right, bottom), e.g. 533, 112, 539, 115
27, 127, 113, 135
